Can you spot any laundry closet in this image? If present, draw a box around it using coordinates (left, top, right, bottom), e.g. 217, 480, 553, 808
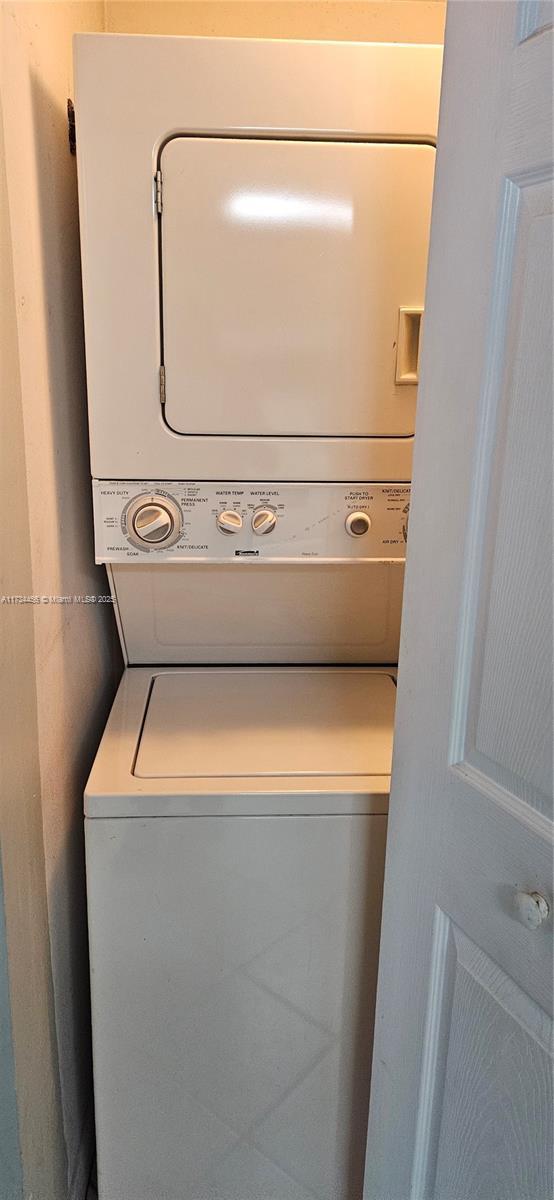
76, 33, 442, 1200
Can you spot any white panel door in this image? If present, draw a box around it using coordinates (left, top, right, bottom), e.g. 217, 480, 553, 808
160, 138, 435, 438
365, 4, 553, 1198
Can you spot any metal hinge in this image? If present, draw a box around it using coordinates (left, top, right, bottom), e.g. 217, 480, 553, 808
159, 365, 166, 404
67, 99, 76, 155
155, 169, 163, 215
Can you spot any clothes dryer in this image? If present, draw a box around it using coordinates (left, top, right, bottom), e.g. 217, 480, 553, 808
74, 34, 441, 484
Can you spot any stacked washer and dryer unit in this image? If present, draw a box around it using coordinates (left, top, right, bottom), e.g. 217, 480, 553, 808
76, 34, 441, 1200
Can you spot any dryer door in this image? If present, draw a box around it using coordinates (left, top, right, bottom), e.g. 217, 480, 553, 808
159, 137, 435, 440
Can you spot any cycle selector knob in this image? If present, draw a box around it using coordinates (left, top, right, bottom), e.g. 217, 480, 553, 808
133, 503, 173, 543
345, 511, 371, 538
252, 507, 277, 536
216, 510, 243, 535
124, 493, 182, 550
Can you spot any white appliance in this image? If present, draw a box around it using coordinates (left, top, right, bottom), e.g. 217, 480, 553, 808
94, 479, 411, 663
75, 35, 440, 483
86, 666, 393, 1200
75, 33, 441, 1200
75, 34, 441, 665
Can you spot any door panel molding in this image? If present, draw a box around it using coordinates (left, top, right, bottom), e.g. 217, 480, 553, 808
517, 1, 553, 44
410, 907, 456, 1199
448, 169, 553, 820
450, 761, 553, 843
412, 909, 553, 1199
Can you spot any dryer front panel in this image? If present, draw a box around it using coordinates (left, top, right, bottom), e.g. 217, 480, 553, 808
160, 138, 435, 441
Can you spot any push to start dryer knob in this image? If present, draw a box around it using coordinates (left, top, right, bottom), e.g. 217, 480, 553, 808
252, 507, 277, 535
132, 503, 174, 543
345, 511, 372, 537
216, 510, 243, 535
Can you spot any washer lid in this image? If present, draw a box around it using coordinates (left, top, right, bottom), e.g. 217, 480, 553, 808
134, 668, 396, 780
85, 667, 395, 816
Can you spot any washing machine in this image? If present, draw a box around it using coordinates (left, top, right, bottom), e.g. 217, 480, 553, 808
86, 666, 394, 1200
75, 32, 442, 1200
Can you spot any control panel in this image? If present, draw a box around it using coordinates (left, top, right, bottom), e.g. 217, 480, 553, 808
93, 481, 410, 564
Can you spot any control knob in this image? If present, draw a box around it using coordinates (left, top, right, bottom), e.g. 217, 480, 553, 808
133, 503, 174, 543
124, 492, 182, 550
345, 511, 371, 538
252, 507, 277, 535
216, 510, 243, 535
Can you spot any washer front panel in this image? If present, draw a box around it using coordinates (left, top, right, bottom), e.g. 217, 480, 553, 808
86, 811, 387, 1199
93, 480, 410, 563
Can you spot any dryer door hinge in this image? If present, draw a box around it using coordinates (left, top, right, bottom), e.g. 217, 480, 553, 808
155, 169, 163, 215
159, 364, 166, 405
67, 99, 76, 155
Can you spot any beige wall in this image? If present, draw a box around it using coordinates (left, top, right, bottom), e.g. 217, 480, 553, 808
104, 0, 446, 42
1, 3, 120, 1197
0, 76, 64, 1200
105, 0, 446, 41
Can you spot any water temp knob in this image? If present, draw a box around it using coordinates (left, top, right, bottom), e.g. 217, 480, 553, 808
252, 508, 277, 536
216, 510, 243, 535
345, 511, 371, 538
124, 493, 182, 550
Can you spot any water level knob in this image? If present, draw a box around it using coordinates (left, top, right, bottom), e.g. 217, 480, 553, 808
252, 508, 277, 535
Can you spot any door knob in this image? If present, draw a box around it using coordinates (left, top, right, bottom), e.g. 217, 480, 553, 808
514, 891, 550, 930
